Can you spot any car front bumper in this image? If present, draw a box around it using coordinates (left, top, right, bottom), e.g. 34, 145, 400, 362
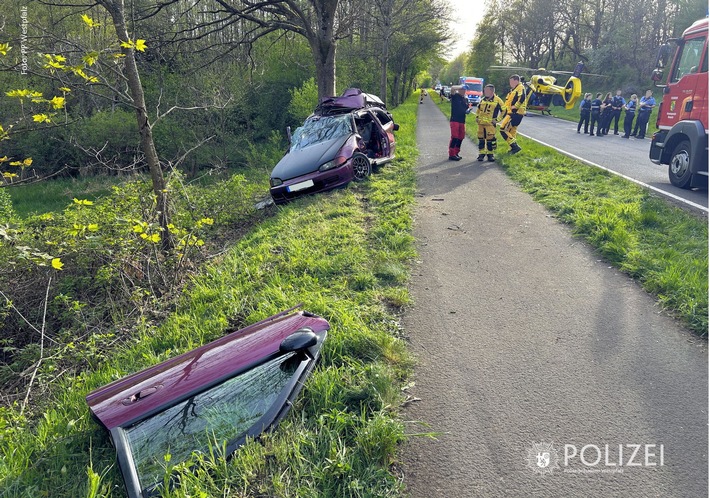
270, 161, 353, 204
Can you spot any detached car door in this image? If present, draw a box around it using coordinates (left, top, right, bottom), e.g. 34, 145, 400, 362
86, 307, 329, 498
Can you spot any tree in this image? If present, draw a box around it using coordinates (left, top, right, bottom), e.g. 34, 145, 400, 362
466, 12, 498, 77
369, 0, 448, 105
97, 0, 172, 248
207, 0, 357, 100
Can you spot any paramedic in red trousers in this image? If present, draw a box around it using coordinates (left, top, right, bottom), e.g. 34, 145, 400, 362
448, 86, 471, 161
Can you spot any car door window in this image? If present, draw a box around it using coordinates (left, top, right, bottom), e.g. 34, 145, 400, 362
123, 352, 303, 494
374, 110, 392, 125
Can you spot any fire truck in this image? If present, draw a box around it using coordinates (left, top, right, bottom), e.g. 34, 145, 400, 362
459, 76, 484, 105
649, 18, 708, 189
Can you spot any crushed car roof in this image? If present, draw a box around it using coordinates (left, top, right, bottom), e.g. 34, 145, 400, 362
315, 88, 386, 115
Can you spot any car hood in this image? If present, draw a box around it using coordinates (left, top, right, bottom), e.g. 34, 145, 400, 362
271, 134, 351, 181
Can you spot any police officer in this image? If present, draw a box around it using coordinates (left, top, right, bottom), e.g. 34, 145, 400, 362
621, 94, 637, 138
476, 84, 506, 161
588, 92, 602, 136
610, 90, 626, 135
598, 92, 613, 136
577, 93, 592, 134
633, 90, 655, 139
499, 74, 526, 154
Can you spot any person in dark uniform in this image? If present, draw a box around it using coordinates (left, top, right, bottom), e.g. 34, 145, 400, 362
448, 86, 471, 160
633, 90, 656, 139
577, 93, 592, 134
621, 93, 637, 138
598, 92, 613, 135
610, 90, 626, 135
589, 93, 602, 136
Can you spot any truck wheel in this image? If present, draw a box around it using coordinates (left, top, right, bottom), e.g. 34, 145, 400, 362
668, 140, 693, 189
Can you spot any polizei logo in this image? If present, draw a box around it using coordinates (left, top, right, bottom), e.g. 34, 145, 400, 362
526, 442, 665, 475
526, 442, 560, 475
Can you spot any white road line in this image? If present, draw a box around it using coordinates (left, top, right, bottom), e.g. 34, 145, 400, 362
519, 132, 709, 213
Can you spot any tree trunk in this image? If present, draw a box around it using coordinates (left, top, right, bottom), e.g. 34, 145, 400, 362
380, 36, 390, 104
311, 0, 339, 100
98, 0, 172, 249
313, 39, 337, 100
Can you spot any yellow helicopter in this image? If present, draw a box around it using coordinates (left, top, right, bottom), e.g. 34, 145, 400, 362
489, 62, 604, 114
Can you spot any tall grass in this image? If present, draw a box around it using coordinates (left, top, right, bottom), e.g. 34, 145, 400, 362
4, 176, 127, 218
0, 95, 420, 497
435, 98, 708, 335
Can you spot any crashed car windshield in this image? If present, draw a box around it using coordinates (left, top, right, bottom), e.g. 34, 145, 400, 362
290, 114, 353, 152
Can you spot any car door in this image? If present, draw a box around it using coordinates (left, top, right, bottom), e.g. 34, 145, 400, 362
86, 307, 329, 498
371, 109, 397, 158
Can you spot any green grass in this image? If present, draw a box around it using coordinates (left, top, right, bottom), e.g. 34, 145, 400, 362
435, 98, 708, 335
0, 95, 420, 497
4, 175, 127, 218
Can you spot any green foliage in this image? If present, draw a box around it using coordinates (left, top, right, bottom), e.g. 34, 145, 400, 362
0, 170, 266, 395
0, 94, 421, 496
0, 188, 15, 221
465, 13, 498, 78
289, 78, 319, 123
72, 110, 140, 170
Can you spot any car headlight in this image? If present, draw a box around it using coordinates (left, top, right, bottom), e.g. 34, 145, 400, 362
319, 157, 347, 172
270, 177, 283, 187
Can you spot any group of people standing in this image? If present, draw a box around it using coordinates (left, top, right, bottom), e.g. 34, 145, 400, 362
577, 89, 656, 139
448, 75, 526, 162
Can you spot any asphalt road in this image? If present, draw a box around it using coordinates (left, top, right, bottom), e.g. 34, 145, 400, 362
516, 112, 708, 211
399, 96, 708, 497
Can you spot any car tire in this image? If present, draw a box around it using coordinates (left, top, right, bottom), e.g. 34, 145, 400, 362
351, 152, 372, 181
668, 140, 693, 189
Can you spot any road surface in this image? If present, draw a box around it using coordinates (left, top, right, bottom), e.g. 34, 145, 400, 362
518, 112, 708, 211
399, 96, 708, 497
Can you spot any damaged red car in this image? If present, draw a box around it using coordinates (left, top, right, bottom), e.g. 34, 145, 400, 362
269, 88, 399, 204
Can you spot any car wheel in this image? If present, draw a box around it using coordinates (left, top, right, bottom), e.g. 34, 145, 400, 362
351, 152, 371, 181
668, 140, 693, 189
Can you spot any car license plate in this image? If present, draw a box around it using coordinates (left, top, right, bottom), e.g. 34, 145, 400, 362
287, 179, 314, 192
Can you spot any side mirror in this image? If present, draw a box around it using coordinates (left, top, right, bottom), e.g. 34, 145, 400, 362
280, 328, 318, 354
286, 126, 292, 145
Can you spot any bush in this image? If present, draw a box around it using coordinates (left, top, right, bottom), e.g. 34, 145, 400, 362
0, 187, 15, 221
0, 170, 265, 394
70, 109, 140, 173
288, 78, 319, 123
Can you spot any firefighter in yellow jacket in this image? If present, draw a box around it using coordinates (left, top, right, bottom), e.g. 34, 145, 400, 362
499, 74, 527, 154
476, 84, 506, 162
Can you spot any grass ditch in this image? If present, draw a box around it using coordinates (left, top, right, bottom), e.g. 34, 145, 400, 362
0, 95, 419, 497
432, 94, 707, 335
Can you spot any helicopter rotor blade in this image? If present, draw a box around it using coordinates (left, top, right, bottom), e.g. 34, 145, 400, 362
548, 70, 607, 77
489, 66, 538, 72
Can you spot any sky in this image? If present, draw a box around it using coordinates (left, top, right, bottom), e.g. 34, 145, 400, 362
446, 0, 487, 59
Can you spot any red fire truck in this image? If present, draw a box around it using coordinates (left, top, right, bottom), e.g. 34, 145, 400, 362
649, 18, 708, 189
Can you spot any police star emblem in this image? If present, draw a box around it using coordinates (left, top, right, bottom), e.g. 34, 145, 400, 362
526, 442, 560, 475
